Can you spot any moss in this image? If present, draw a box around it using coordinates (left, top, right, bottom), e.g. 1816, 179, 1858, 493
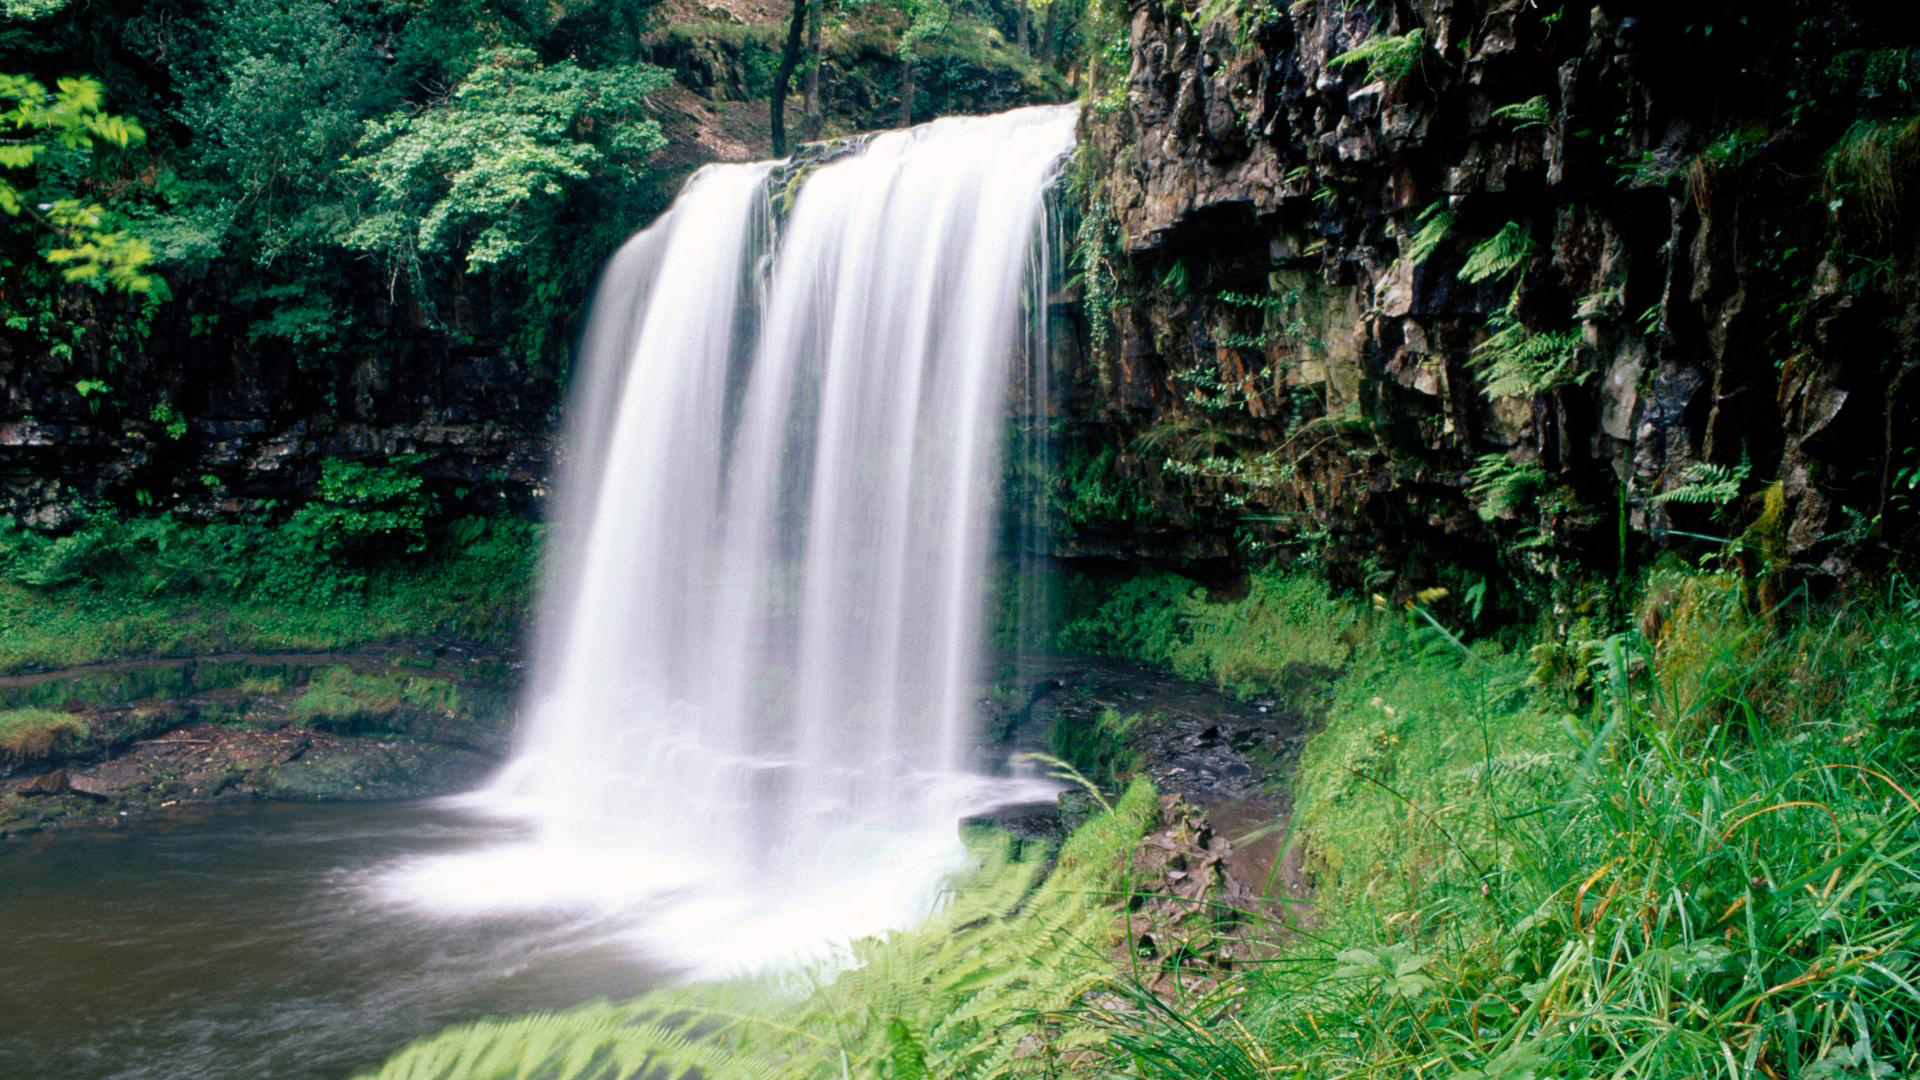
1050, 706, 1141, 788
0, 707, 87, 764
290, 667, 468, 736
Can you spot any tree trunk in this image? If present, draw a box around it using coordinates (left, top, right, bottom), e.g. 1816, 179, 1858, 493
899, 55, 914, 127
802, 0, 822, 140
771, 0, 808, 156
1039, 5, 1055, 65
1015, 1, 1029, 54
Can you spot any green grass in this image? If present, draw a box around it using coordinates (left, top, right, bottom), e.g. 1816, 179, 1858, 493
0, 513, 537, 673
0, 706, 87, 764
1067, 571, 1920, 1078
291, 667, 468, 735
361, 780, 1160, 1078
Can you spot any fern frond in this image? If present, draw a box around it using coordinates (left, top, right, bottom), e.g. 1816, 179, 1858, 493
1652, 462, 1750, 505
1399, 200, 1455, 268
1327, 28, 1428, 84
1466, 453, 1550, 523
1468, 310, 1583, 399
1458, 221, 1538, 284
1491, 95, 1550, 129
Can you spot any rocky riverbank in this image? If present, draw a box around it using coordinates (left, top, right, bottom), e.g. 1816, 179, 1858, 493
0, 647, 518, 837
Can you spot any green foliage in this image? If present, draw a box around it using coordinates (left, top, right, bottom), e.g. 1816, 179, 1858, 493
1052, 444, 1154, 531
1458, 220, 1539, 284
148, 402, 187, 439
1490, 95, 1550, 130
290, 666, 467, 735
4, 0, 683, 371
0, 511, 539, 672
1824, 114, 1920, 239
1468, 306, 1584, 399
1465, 452, 1553, 522
1048, 707, 1140, 790
1397, 199, 1454, 268
363, 780, 1161, 1079
1077, 572, 1920, 1080
344, 47, 669, 275
1069, 179, 1123, 348
0, 72, 154, 290
1653, 460, 1752, 506
1057, 568, 1366, 697
1327, 27, 1427, 85
290, 456, 437, 559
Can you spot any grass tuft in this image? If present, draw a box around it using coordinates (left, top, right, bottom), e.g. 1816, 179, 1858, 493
0, 706, 87, 764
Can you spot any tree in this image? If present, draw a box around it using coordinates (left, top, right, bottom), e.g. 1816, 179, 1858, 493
893, 0, 950, 126
0, 73, 154, 292
802, 0, 823, 141
771, 0, 809, 155
342, 47, 670, 291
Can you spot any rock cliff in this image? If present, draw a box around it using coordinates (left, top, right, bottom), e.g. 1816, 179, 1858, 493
1063, 0, 1919, 604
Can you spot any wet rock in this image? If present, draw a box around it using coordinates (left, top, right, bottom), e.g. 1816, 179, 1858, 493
18, 770, 69, 797
1071, 0, 1920, 585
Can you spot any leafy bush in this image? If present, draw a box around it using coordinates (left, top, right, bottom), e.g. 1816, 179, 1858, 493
1057, 568, 1369, 697
290, 456, 437, 559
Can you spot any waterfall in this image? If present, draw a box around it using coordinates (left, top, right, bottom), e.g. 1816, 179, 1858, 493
382, 105, 1077, 974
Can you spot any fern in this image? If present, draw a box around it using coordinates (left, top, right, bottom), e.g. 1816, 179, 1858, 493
1468, 308, 1584, 399
1399, 200, 1455, 268
1490, 95, 1550, 130
1466, 453, 1551, 523
361, 782, 1162, 1080
1327, 28, 1428, 85
1458, 221, 1539, 284
1652, 462, 1750, 506
884, 1017, 930, 1079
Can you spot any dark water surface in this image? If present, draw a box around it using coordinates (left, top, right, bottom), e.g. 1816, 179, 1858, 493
0, 801, 665, 1080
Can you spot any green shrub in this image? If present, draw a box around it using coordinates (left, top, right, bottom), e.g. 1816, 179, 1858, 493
289, 455, 437, 559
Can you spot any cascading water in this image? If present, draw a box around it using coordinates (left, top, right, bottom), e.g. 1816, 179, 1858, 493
382, 105, 1077, 973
